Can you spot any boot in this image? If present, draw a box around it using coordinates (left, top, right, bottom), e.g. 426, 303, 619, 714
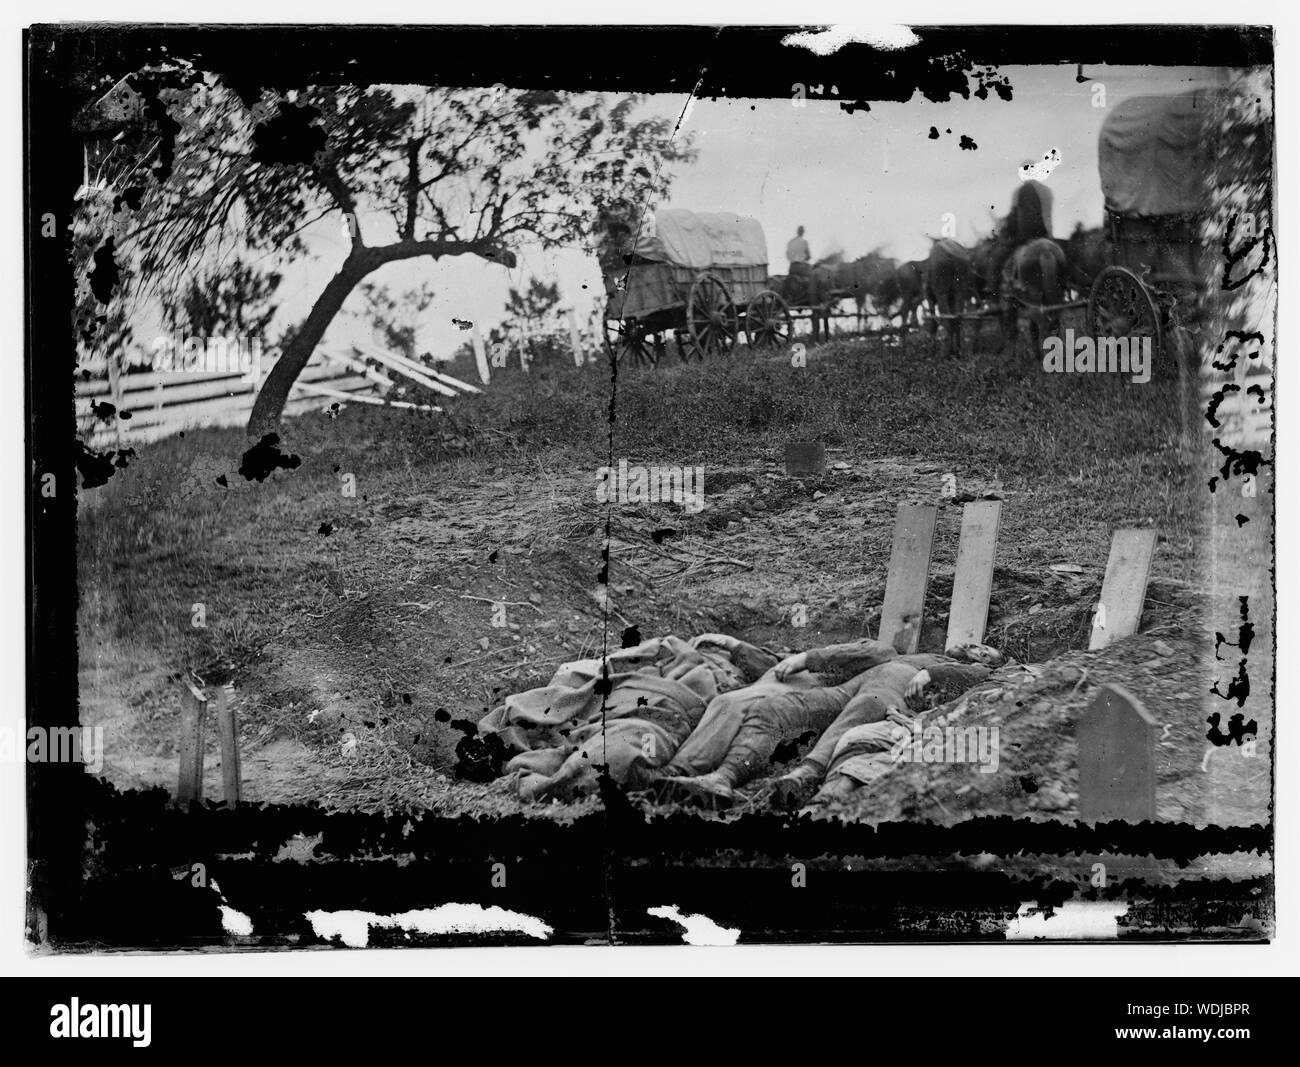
655, 768, 737, 810
769, 763, 822, 811
805, 773, 859, 810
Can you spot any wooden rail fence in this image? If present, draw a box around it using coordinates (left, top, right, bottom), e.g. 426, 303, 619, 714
75, 345, 459, 449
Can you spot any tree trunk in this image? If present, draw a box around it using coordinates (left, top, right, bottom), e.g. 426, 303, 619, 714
246, 255, 369, 438
245, 237, 498, 438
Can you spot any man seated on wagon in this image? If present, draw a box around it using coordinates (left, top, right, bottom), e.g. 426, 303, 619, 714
644, 640, 1003, 809
785, 225, 813, 303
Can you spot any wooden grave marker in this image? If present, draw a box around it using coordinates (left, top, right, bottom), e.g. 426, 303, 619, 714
946, 500, 1002, 651
1089, 528, 1158, 650
1076, 683, 1157, 823
878, 504, 938, 654
215, 686, 242, 808
177, 681, 207, 805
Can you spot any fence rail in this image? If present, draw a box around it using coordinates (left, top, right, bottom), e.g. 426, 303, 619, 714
75, 348, 428, 448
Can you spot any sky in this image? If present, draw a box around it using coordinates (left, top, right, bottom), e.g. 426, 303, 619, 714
227, 63, 1228, 364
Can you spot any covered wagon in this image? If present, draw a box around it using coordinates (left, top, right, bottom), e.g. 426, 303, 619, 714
1088, 89, 1217, 359
602, 208, 793, 366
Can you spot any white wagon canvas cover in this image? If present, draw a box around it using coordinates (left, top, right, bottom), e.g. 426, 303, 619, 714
1098, 89, 1215, 220
607, 208, 769, 322
632, 208, 768, 269
1098, 89, 1218, 285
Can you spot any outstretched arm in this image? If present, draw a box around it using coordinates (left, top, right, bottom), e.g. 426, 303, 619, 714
692, 634, 781, 684
927, 662, 993, 690
803, 639, 898, 685
905, 662, 993, 702
692, 633, 740, 652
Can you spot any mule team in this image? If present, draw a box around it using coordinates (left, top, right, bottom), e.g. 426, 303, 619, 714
781, 179, 1104, 353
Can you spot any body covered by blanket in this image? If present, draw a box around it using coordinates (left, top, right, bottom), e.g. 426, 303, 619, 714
478, 634, 779, 800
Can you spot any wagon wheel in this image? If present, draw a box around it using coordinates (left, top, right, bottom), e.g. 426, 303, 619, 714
687, 272, 739, 358
1087, 266, 1163, 361
744, 290, 794, 351
603, 318, 658, 369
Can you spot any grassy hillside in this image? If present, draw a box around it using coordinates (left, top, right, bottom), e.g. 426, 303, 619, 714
77, 330, 1218, 817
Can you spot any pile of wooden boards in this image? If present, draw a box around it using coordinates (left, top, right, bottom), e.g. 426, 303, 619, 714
298, 341, 482, 411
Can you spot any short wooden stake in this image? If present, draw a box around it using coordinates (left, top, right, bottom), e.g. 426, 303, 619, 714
216, 686, 242, 808
177, 681, 207, 805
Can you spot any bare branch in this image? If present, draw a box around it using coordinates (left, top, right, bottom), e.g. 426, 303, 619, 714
367, 234, 510, 269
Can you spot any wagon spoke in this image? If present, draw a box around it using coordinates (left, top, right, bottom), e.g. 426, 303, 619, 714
688, 272, 738, 358
604, 318, 659, 369
1087, 266, 1163, 363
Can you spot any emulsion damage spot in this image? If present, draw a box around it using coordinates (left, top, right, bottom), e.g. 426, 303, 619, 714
251, 103, 327, 165
238, 433, 303, 482
75, 440, 135, 489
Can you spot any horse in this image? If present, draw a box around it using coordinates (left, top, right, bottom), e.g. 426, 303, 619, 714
832, 252, 895, 330
925, 239, 975, 354
869, 260, 926, 333
859, 254, 898, 329
970, 237, 1003, 303
1000, 236, 1067, 355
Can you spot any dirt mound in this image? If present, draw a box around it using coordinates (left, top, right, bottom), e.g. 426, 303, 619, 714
805, 608, 1266, 827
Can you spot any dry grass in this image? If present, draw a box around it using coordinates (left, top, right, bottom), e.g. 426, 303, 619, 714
76, 331, 1207, 812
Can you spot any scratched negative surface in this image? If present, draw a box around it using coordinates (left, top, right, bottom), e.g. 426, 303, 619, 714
24, 23, 1275, 950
